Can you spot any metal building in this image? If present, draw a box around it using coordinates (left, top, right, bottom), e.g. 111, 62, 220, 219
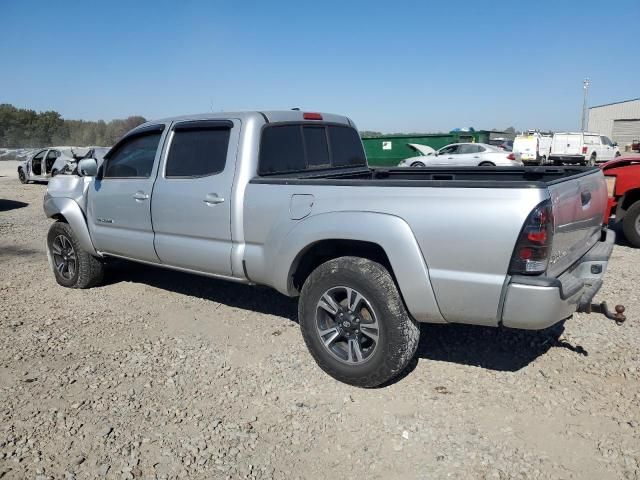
588, 98, 640, 149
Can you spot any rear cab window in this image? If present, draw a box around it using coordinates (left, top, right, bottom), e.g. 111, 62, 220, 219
165, 121, 232, 178
258, 123, 366, 175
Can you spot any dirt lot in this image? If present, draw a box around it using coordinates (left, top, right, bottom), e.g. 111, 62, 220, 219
1, 160, 639, 479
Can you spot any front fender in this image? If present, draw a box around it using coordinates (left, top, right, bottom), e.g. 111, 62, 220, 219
43, 196, 98, 256
272, 211, 446, 324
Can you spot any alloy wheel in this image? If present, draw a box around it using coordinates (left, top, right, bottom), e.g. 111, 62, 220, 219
51, 235, 77, 280
315, 286, 380, 364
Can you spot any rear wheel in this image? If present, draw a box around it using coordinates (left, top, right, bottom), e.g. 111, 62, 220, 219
479, 161, 495, 166
18, 168, 28, 184
622, 201, 640, 248
410, 161, 425, 167
540, 155, 547, 165
47, 221, 104, 288
298, 256, 419, 387
587, 154, 596, 167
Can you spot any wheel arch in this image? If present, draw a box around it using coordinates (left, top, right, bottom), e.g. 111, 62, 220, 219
271, 211, 445, 323
43, 196, 98, 256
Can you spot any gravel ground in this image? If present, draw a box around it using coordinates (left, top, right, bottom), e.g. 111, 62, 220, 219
1, 160, 639, 479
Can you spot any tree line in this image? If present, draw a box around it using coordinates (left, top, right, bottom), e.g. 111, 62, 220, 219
0, 104, 146, 148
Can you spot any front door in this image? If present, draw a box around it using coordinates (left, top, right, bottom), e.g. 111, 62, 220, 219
434, 144, 461, 165
29, 149, 47, 178
87, 125, 167, 263
151, 119, 239, 276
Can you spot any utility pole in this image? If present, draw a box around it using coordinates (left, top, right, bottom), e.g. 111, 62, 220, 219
581, 78, 590, 132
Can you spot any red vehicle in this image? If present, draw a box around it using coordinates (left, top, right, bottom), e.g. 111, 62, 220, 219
601, 155, 640, 247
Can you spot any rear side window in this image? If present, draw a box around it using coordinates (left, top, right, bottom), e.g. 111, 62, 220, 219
259, 123, 365, 175
259, 125, 306, 175
328, 125, 366, 167
166, 126, 230, 178
104, 133, 162, 178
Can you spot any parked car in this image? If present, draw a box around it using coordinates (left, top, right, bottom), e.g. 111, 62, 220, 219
71, 146, 110, 173
549, 132, 620, 166
513, 132, 552, 164
398, 143, 523, 167
44, 110, 621, 387
489, 138, 513, 151
601, 155, 640, 247
18, 147, 82, 183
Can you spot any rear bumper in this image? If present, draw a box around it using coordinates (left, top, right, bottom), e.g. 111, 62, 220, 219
501, 229, 615, 330
549, 155, 585, 164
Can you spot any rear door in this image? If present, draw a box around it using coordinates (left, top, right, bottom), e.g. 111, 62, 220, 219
546, 171, 608, 276
151, 119, 239, 276
552, 133, 582, 155
87, 125, 166, 262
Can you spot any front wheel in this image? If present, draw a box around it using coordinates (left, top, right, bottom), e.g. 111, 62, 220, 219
298, 256, 419, 387
18, 168, 28, 184
47, 221, 105, 288
410, 161, 425, 167
622, 201, 640, 248
479, 161, 495, 166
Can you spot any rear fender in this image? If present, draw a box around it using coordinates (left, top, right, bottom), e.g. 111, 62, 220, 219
43, 196, 98, 256
273, 211, 445, 323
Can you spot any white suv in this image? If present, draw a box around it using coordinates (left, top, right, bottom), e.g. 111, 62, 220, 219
549, 132, 620, 166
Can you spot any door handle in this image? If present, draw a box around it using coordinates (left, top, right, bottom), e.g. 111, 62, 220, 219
203, 193, 225, 205
580, 191, 591, 206
133, 191, 149, 201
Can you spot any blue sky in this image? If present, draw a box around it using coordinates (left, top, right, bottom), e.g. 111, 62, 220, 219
1, 0, 638, 133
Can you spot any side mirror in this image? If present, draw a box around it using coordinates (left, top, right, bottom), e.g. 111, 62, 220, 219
77, 158, 98, 177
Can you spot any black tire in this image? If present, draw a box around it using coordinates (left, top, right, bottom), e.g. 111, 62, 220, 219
479, 161, 495, 166
622, 201, 640, 248
298, 256, 419, 387
587, 154, 596, 167
410, 161, 425, 167
47, 221, 104, 288
615, 151, 621, 158
540, 155, 547, 165
18, 168, 28, 184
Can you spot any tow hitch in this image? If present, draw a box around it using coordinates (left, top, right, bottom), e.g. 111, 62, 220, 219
581, 302, 627, 325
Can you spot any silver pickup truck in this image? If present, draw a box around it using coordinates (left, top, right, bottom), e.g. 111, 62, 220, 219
43, 110, 623, 387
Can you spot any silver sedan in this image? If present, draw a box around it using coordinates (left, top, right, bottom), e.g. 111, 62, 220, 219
398, 143, 523, 167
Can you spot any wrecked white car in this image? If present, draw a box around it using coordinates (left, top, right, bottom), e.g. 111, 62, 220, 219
18, 147, 89, 183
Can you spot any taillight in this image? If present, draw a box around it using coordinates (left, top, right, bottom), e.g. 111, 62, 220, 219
509, 200, 554, 275
582, 146, 588, 154
506, 153, 516, 160
303, 112, 323, 120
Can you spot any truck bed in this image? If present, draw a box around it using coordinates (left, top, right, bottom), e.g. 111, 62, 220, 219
250, 165, 600, 188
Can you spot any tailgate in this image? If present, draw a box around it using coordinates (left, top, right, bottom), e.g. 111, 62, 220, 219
546, 169, 608, 277
552, 134, 581, 155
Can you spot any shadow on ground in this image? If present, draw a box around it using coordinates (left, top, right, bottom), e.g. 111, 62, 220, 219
104, 259, 299, 322
104, 260, 589, 384
0, 199, 28, 212
0, 245, 42, 258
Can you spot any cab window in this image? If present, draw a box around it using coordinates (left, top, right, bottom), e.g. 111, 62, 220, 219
103, 132, 162, 178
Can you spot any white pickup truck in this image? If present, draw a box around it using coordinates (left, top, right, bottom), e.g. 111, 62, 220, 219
43, 110, 625, 387
550, 132, 620, 166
